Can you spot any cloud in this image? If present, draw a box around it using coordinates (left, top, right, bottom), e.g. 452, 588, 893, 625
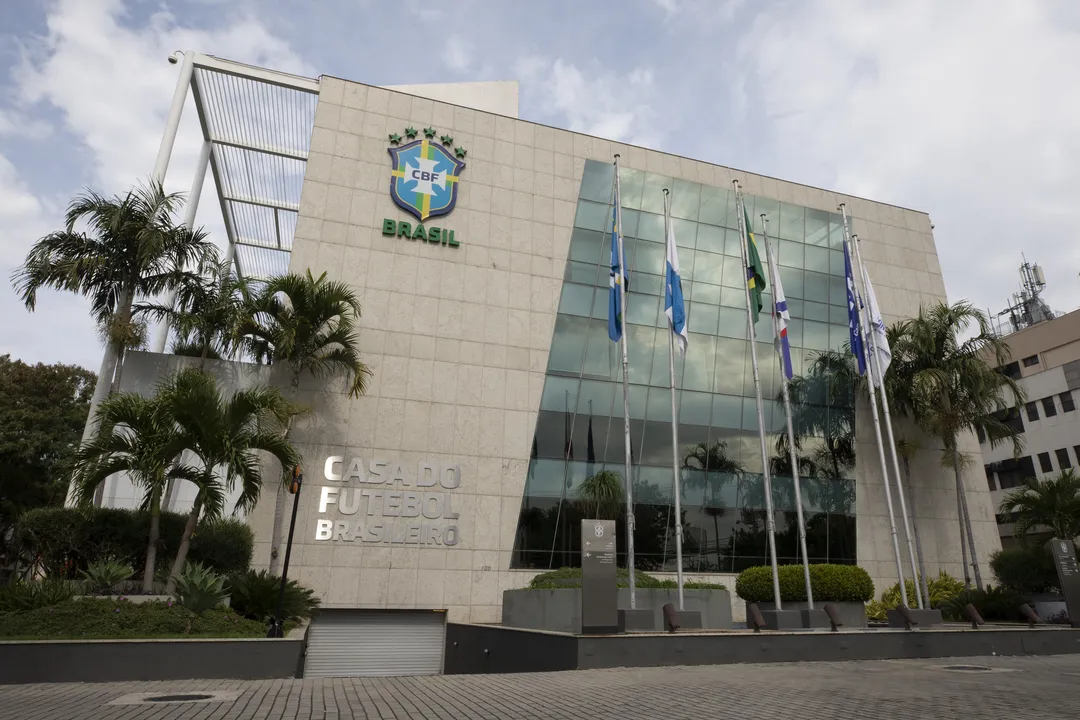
443, 34, 471, 73
735, 0, 1080, 317
515, 56, 664, 148
0, 109, 52, 139
1, 0, 312, 369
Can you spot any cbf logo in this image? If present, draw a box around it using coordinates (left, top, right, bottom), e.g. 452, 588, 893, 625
387, 127, 466, 222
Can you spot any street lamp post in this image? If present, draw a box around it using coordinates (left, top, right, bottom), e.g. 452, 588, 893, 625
267, 466, 302, 638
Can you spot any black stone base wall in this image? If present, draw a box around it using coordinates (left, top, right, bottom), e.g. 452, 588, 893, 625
444, 624, 1080, 675
0, 639, 303, 684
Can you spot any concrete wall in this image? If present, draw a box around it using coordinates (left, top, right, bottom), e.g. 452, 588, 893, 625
381, 80, 519, 118
501, 588, 733, 633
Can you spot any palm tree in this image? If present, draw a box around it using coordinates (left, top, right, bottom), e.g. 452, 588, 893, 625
135, 257, 252, 368
575, 470, 624, 520
999, 470, 1080, 541
893, 301, 1025, 589
70, 391, 196, 592
154, 369, 300, 594
11, 180, 215, 504
239, 270, 371, 573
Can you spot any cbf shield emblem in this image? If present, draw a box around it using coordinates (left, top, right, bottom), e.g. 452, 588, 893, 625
388, 139, 465, 222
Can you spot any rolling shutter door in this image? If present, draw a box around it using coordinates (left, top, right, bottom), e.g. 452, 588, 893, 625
305, 610, 446, 677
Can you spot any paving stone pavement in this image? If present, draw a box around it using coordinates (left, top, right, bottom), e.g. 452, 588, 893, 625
2, 655, 1080, 719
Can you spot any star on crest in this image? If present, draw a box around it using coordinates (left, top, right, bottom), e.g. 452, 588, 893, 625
388, 132, 402, 144
423, 127, 436, 139
405, 127, 418, 139
439, 134, 454, 146
454, 146, 467, 159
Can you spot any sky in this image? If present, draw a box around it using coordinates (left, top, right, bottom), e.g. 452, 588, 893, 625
1, 0, 1079, 371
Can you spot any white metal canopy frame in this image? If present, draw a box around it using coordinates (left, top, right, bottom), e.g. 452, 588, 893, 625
149, 50, 320, 352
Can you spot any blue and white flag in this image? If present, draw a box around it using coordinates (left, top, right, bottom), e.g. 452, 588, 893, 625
861, 266, 891, 387
608, 174, 628, 343
766, 249, 792, 379
664, 217, 688, 355
844, 241, 867, 376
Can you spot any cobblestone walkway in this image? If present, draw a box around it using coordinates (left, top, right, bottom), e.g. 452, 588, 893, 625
2, 655, 1079, 719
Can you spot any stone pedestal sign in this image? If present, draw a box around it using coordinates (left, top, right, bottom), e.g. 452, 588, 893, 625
581, 519, 618, 634
1049, 538, 1080, 628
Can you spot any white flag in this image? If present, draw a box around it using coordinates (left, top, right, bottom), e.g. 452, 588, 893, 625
664, 219, 688, 355
861, 267, 891, 387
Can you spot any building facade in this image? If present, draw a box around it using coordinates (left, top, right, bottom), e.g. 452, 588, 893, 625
102, 59, 1002, 633
981, 309, 1080, 546
235, 72, 1001, 625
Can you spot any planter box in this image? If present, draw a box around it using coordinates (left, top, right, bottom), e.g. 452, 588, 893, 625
502, 588, 732, 633
747, 601, 867, 628
0, 638, 301, 684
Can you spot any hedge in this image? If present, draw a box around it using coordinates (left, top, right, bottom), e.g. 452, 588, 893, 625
990, 544, 1067, 595
0, 598, 267, 639
528, 567, 725, 590
17, 507, 253, 580
735, 564, 874, 603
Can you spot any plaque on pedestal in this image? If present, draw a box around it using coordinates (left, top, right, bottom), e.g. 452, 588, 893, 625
581, 519, 618, 634
1048, 538, 1080, 628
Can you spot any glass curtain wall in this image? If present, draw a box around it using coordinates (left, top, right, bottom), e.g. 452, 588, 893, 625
511, 160, 857, 574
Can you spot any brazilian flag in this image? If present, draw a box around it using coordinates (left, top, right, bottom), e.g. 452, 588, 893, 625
744, 208, 767, 323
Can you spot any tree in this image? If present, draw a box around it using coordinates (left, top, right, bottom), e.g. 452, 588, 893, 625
154, 369, 300, 593
0, 356, 95, 571
892, 301, 1025, 589
69, 391, 195, 592
999, 470, 1080, 542
135, 257, 252, 368
11, 180, 216, 504
239, 270, 371, 573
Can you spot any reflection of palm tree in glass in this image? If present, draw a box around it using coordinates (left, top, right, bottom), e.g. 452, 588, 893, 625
683, 441, 744, 569
575, 469, 624, 520
777, 349, 858, 481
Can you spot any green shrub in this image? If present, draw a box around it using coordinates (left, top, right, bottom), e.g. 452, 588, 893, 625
0, 579, 80, 612
172, 563, 228, 615
866, 571, 965, 621
228, 570, 321, 622
0, 598, 266, 639
79, 560, 135, 594
943, 585, 1025, 622
735, 564, 874, 603
527, 567, 725, 590
17, 507, 252, 580
188, 520, 254, 577
990, 544, 1064, 595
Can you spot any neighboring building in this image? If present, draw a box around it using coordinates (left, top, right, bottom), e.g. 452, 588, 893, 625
100, 53, 1001, 673
981, 308, 1080, 547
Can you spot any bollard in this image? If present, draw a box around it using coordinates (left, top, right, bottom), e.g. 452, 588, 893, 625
748, 603, 767, 633
823, 603, 843, 632
1020, 604, 1042, 628
662, 603, 680, 633
965, 603, 985, 630
895, 604, 918, 631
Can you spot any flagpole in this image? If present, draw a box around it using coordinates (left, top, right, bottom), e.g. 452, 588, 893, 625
663, 189, 686, 610
615, 154, 637, 609
761, 216, 814, 610
733, 181, 782, 611
839, 205, 908, 605
850, 233, 924, 609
